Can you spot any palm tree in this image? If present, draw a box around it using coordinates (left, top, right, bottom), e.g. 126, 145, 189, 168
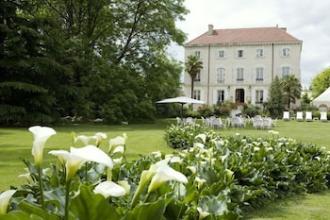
185, 55, 203, 99
280, 75, 302, 110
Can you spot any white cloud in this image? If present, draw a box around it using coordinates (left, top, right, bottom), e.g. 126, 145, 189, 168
169, 0, 330, 86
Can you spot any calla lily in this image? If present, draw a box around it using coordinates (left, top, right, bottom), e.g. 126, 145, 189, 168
118, 180, 131, 194
187, 166, 197, 174
74, 135, 97, 146
0, 190, 16, 214
94, 132, 107, 146
147, 160, 188, 192
113, 157, 123, 165
268, 130, 279, 135
94, 181, 126, 198
151, 151, 162, 158
29, 126, 56, 166
109, 133, 127, 152
168, 156, 183, 164
49, 145, 113, 181
195, 176, 206, 189
112, 146, 125, 154
195, 134, 207, 143
197, 207, 210, 219
18, 168, 32, 182
131, 160, 188, 207
194, 143, 205, 149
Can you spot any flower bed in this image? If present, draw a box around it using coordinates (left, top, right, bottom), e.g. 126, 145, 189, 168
0, 125, 329, 219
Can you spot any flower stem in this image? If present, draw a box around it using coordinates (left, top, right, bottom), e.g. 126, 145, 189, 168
37, 166, 44, 208
64, 180, 71, 220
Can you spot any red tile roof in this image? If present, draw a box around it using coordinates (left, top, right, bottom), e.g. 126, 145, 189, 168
185, 27, 302, 46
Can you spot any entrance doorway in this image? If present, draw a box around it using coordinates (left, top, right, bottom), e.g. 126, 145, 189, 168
235, 89, 245, 103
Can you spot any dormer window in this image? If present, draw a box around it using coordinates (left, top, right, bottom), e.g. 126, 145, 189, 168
237, 50, 244, 58
282, 48, 290, 57
256, 49, 264, 57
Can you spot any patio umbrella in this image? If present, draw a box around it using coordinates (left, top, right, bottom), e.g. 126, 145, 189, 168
156, 96, 205, 118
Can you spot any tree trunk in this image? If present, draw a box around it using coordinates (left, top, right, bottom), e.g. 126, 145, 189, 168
191, 78, 194, 99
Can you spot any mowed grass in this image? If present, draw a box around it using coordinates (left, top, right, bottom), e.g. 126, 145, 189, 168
1, 119, 330, 219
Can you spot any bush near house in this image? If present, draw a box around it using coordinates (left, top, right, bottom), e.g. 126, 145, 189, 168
242, 104, 262, 117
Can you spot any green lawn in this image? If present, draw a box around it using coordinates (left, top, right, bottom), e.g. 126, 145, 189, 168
1, 120, 330, 219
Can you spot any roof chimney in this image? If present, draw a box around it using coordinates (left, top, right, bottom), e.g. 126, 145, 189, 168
208, 24, 215, 35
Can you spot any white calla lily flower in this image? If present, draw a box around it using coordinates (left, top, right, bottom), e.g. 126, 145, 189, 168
194, 143, 205, 149
0, 190, 16, 214
49, 150, 85, 181
94, 181, 126, 198
29, 126, 56, 166
268, 130, 279, 135
131, 159, 188, 207
151, 151, 162, 158
94, 132, 107, 146
49, 145, 113, 181
194, 176, 206, 189
108, 133, 127, 152
195, 133, 207, 143
118, 180, 131, 194
169, 156, 183, 164
187, 166, 197, 174
74, 135, 97, 146
112, 146, 125, 154
18, 168, 32, 182
197, 207, 210, 219
70, 145, 113, 168
113, 157, 123, 165
147, 160, 188, 192
164, 154, 174, 160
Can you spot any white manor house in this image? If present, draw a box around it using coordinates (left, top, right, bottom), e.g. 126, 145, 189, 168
183, 25, 302, 105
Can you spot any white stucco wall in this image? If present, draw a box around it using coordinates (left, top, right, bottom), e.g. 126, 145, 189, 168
184, 42, 302, 105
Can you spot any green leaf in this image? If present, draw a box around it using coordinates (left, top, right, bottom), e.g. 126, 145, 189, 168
69, 185, 120, 220
0, 210, 36, 220
18, 201, 60, 220
124, 198, 166, 220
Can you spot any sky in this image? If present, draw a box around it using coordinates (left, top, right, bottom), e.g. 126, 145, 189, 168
168, 0, 330, 88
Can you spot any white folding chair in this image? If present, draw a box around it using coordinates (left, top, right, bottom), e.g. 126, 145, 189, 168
252, 118, 262, 129
283, 111, 290, 121
185, 117, 194, 125
320, 112, 328, 122
296, 112, 303, 121
263, 118, 273, 129
305, 112, 312, 122
212, 117, 223, 129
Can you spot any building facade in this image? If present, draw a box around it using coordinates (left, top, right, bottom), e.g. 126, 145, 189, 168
184, 25, 302, 106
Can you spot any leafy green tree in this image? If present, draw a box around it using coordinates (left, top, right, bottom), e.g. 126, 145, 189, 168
280, 75, 302, 110
311, 67, 330, 97
0, 0, 188, 124
0, 0, 76, 124
185, 55, 203, 99
267, 76, 285, 118
300, 92, 312, 111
